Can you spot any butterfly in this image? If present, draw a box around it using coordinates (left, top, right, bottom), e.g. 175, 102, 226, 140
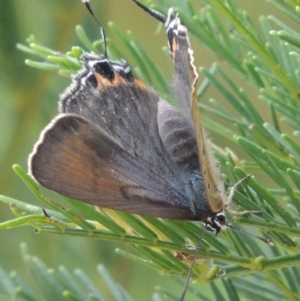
28, 0, 257, 238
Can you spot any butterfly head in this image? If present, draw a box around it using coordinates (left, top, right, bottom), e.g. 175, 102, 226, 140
204, 212, 227, 235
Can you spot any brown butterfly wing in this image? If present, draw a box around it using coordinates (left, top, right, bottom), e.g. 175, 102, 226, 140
29, 114, 197, 220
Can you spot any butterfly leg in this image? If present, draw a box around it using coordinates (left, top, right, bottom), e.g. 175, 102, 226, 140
225, 174, 261, 215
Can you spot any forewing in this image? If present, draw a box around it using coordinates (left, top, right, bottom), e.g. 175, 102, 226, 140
164, 9, 225, 212
29, 114, 196, 220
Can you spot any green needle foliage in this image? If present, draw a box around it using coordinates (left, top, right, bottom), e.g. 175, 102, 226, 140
1, 0, 300, 300
0, 244, 137, 301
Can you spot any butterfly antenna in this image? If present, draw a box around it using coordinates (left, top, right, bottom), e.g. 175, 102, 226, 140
82, 0, 108, 57
132, 0, 166, 23
179, 229, 207, 301
226, 223, 274, 246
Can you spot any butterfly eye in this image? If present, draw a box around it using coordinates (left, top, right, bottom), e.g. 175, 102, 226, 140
215, 213, 226, 225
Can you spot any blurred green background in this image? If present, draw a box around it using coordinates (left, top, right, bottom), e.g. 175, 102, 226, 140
0, 0, 293, 300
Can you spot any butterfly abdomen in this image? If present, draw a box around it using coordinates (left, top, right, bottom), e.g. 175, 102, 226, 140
157, 100, 199, 172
